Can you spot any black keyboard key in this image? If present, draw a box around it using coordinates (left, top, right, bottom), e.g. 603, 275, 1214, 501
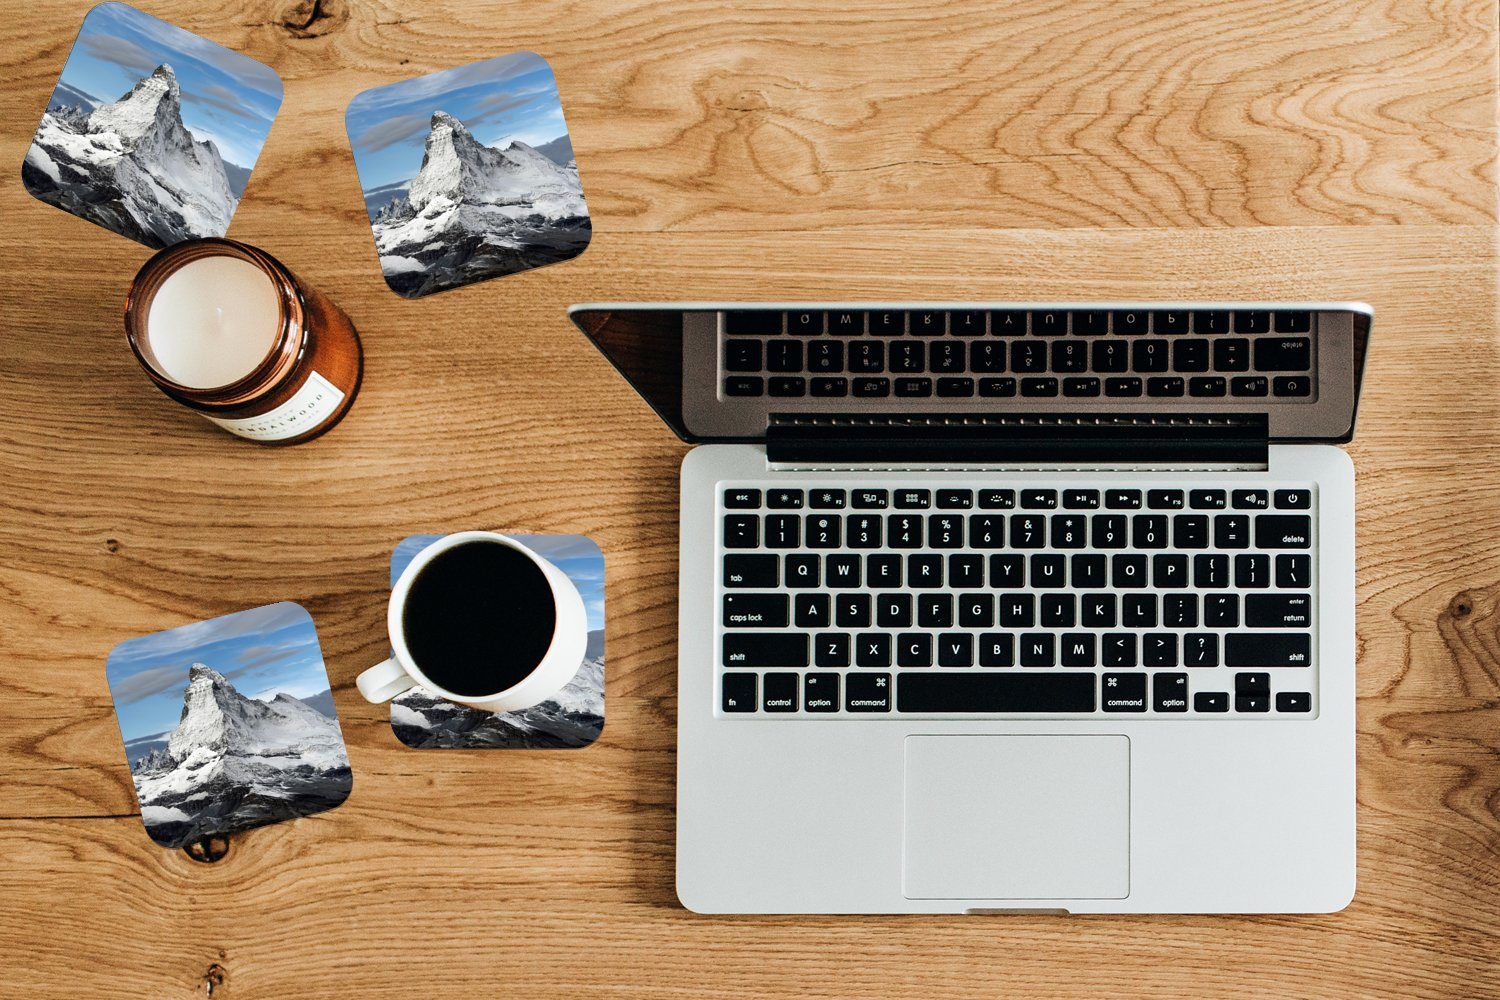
1011, 341, 1047, 372
1190, 489, 1226, 509
937, 633, 974, 667
1184, 633, 1218, 667
1132, 515, 1168, 548
722, 673, 757, 712
827, 555, 861, 589
991, 310, 1027, 336
876, 593, 912, 627
1246, 594, 1312, 627
1212, 338, 1250, 372
1232, 489, 1269, 509
786, 555, 821, 589
723, 554, 777, 587
949, 554, 983, 588
768, 376, 806, 397
1194, 553, 1230, 588
1122, 594, 1156, 626
1153, 673, 1189, 712
1146, 376, 1184, 396
1106, 489, 1143, 509
930, 341, 965, 372
1155, 310, 1190, 335
951, 310, 986, 336
1143, 633, 1177, 667
1273, 375, 1312, 397
835, 592, 870, 625
1060, 633, 1095, 667
1052, 340, 1088, 372
724, 488, 761, 509
1113, 554, 1148, 588
1256, 514, 1311, 548
722, 594, 788, 628
1111, 310, 1150, 334
1231, 375, 1269, 396
868, 556, 902, 587
1092, 339, 1128, 373
1073, 555, 1105, 588
853, 489, 889, 509
828, 310, 864, 335
1082, 592, 1116, 627
765, 514, 799, 548
1276, 554, 1310, 588
1225, 633, 1312, 667
1019, 489, 1056, 510
1153, 554, 1188, 588
979, 489, 1017, 509
1255, 337, 1311, 371
1235, 672, 1270, 695
1073, 310, 1109, 335
1236, 693, 1270, 713
845, 673, 892, 712
1235, 310, 1271, 333
917, 594, 954, 628
888, 514, 925, 548
762, 672, 798, 711
1275, 489, 1313, 509
1174, 514, 1209, 549
1235, 553, 1271, 588
1193, 311, 1230, 335
979, 377, 1018, 396
723, 633, 808, 668
1276, 691, 1312, 712
1031, 310, 1067, 336
868, 310, 904, 336
809, 489, 846, 509
928, 514, 964, 548
908, 310, 945, 336
767, 489, 804, 509
1274, 311, 1312, 333
723, 514, 759, 548
1189, 376, 1226, 397
958, 593, 994, 628
998, 593, 1035, 627
811, 376, 848, 396
896, 489, 931, 509
1102, 633, 1137, 668
1101, 673, 1147, 712
1092, 514, 1127, 548
970, 341, 1006, 373
1163, 593, 1198, 627
897, 673, 1095, 712
725, 339, 763, 372
814, 633, 851, 668
808, 341, 845, 373
1063, 489, 1101, 510
937, 377, 975, 397
1021, 377, 1059, 396
1019, 633, 1054, 667
725, 311, 781, 336
1147, 489, 1185, 509
1105, 376, 1143, 397
1051, 515, 1087, 548
766, 339, 803, 372
936, 489, 974, 509
805, 514, 842, 548
895, 377, 933, 397
890, 341, 925, 372
849, 341, 885, 373
1195, 691, 1229, 712
853, 377, 891, 397
803, 673, 840, 712
978, 633, 1014, 667
856, 634, 892, 668
1173, 339, 1208, 371
1064, 376, 1101, 397
1204, 593, 1239, 627
1133, 339, 1169, 371
847, 514, 882, 548
724, 376, 763, 396
787, 310, 824, 336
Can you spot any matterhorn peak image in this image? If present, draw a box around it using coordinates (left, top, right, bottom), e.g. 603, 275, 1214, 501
367, 107, 591, 297
23, 62, 241, 248
125, 660, 351, 848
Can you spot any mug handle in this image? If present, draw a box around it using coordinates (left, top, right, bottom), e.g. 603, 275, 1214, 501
356, 657, 416, 704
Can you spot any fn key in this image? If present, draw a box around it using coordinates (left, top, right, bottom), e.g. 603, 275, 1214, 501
722, 673, 757, 713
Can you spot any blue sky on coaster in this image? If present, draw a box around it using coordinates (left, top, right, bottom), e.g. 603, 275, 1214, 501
48, 2, 282, 178
107, 603, 330, 742
346, 52, 572, 196
393, 534, 605, 632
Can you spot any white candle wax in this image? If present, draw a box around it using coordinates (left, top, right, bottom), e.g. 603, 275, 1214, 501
146, 255, 281, 389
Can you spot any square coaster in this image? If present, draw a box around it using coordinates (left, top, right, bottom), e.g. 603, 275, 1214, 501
390, 534, 604, 748
105, 602, 351, 848
22, 2, 283, 249
346, 52, 590, 298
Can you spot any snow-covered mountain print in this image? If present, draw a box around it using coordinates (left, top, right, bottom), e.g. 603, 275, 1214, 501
347, 53, 590, 298
21, 4, 281, 248
388, 534, 605, 749
106, 603, 349, 848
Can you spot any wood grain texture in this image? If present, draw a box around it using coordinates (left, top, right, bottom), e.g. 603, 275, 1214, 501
0, 1, 1497, 998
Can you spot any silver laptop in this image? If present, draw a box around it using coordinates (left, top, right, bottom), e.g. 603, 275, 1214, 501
570, 302, 1370, 914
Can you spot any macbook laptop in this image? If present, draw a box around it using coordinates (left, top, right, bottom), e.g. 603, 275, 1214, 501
569, 302, 1370, 913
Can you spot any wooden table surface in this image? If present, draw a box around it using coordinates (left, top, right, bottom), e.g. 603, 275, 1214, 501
2, 1, 1498, 997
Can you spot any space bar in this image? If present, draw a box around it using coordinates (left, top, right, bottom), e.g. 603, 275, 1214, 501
897, 673, 1097, 713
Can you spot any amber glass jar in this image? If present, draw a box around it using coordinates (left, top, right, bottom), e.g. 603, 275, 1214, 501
124, 238, 362, 444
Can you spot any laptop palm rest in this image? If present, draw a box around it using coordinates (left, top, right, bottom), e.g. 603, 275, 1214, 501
902, 735, 1130, 900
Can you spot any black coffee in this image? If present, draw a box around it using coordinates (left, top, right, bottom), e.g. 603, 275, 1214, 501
402, 541, 557, 697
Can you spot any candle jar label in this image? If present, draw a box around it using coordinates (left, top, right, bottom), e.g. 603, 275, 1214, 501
203, 371, 345, 441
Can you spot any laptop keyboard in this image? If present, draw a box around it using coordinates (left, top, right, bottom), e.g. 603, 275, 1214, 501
716, 483, 1317, 717
719, 309, 1316, 402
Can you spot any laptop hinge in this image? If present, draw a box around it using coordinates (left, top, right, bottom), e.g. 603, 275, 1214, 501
764, 413, 1269, 467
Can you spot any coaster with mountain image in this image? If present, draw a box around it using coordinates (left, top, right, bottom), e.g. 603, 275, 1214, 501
105, 602, 351, 849
345, 52, 590, 298
390, 534, 604, 749
22, 2, 282, 250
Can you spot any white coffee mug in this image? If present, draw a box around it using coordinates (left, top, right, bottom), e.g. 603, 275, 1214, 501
356, 531, 588, 713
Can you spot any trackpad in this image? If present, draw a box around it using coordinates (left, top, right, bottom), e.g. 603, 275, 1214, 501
903, 735, 1129, 899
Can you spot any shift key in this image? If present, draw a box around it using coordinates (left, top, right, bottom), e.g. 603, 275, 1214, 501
722, 594, 789, 628
1225, 633, 1312, 667
723, 633, 809, 667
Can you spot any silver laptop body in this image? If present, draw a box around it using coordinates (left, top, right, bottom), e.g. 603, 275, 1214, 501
571, 302, 1370, 914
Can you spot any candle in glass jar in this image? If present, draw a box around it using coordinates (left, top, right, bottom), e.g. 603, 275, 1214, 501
145, 255, 282, 389
125, 238, 363, 445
